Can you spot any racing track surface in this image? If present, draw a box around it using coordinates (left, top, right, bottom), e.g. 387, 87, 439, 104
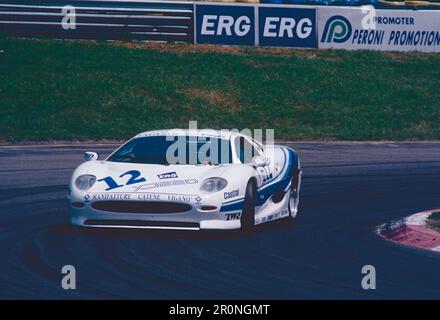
0, 142, 439, 299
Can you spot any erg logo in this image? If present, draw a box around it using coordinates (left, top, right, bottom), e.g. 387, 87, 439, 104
195, 4, 317, 48
201, 15, 251, 37
158, 171, 178, 180
196, 4, 255, 46
263, 17, 313, 39
321, 15, 352, 43
259, 7, 317, 48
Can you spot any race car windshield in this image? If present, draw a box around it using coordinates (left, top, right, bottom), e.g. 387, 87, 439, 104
107, 136, 233, 165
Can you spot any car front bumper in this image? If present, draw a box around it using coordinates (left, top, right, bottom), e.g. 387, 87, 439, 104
68, 194, 242, 230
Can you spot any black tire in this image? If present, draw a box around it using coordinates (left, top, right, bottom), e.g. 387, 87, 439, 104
288, 167, 300, 216
241, 180, 256, 231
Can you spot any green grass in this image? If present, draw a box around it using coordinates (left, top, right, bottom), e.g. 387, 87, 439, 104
427, 211, 440, 231
1, 38, 440, 142
428, 211, 440, 220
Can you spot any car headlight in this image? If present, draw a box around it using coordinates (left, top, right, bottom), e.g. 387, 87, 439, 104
75, 174, 96, 191
200, 177, 228, 193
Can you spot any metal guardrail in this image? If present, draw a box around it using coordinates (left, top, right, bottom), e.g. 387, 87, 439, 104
0, 0, 194, 42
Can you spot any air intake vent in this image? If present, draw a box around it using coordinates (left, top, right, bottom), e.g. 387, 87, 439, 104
84, 220, 199, 229
91, 201, 192, 214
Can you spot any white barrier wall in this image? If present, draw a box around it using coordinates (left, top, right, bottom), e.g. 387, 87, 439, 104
318, 7, 440, 52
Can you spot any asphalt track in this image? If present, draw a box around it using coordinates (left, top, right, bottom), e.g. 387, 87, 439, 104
0, 142, 439, 299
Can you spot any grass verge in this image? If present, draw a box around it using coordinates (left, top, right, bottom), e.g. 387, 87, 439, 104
1, 38, 440, 142
427, 211, 440, 231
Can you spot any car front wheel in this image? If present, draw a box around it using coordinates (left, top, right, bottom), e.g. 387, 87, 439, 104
241, 180, 256, 231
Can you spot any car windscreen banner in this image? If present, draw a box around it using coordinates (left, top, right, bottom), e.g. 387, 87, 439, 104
318, 6, 440, 52
195, 3, 317, 49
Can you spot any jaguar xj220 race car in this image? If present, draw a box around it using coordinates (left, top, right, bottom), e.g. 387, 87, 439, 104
68, 129, 301, 231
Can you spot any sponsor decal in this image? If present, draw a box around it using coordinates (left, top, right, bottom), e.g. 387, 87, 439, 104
224, 189, 239, 200
319, 7, 440, 52
91, 193, 132, 201
137, 194, 160, 201
259, 6, 317, 48
168, 194, 191, 203
131, 179, 198, 192
273, 208, 289, 219
89, 192, 196, 203
196, 4, 255, 46
225, 212, 241, 221
157, 171, 178, 180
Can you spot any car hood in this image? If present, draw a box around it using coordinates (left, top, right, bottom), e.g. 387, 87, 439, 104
85, 160, 229, 194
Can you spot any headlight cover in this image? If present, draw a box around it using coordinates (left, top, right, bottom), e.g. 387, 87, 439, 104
75, 174, 96, 191
200, 177, 228, 193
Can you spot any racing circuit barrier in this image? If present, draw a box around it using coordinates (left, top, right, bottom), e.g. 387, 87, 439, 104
193, 2, 440, 52
1, 0, 440, 51
0, 0, 194, 42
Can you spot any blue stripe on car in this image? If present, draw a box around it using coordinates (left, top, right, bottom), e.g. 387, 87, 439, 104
220, 147, 296, 213
256, 148, 293, 206
220, 199, 245, 212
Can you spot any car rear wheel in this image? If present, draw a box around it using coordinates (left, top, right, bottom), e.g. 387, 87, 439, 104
241, 180, 256, 231
288, 167, 301, 218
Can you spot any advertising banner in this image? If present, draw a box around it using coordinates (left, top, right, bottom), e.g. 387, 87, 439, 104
195, 3, 318, 48
318, 7, 440, 52
259, 6, 317, 48
195, 3, 255, 46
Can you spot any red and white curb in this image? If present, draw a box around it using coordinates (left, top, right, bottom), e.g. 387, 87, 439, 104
376, 209, 440, 252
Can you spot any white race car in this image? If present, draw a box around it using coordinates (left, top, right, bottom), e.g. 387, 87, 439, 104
68, 129, 302, 231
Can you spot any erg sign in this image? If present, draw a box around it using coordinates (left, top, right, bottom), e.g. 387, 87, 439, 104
195, 3, 317, 48
195, 4, 255, 46
259, 6, 316, 48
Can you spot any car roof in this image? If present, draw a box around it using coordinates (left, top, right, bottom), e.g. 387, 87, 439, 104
134, 129, 250, 141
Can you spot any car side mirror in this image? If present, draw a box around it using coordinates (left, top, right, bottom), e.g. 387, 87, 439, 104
252, 156, 270, 167
84, 151, 98, 161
